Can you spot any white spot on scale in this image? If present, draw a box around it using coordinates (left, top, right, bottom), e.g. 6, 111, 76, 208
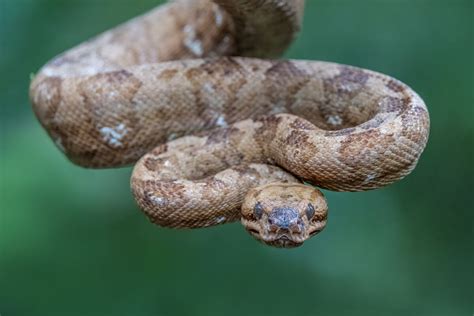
212, 5, 223, 27
41, 68, 56, 77
35, 79, 57, 102
268, 100, 286, 115
167, 133, 178, 141
183, 25, 203, 56
216, 115, 228, 127
215, 35, 232, 53
150, 195, 166, 206
363, 173, 378, 184
327, 115, 342, 126
380, 125, 391, 135
203, 82, 215, 94
99, 123, 128, 148
216, 216, 226, 224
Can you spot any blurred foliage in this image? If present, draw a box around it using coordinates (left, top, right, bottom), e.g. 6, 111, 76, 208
0, 0, 473, 315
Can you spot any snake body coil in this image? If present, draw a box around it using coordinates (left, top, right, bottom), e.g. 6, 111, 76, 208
30, 0, 430, 247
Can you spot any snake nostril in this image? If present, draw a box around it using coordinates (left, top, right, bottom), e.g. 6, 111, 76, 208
290, 223, 301, 233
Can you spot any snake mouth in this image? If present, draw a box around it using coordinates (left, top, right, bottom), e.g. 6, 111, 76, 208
265, 235, 303, 248
246, 227, 304, 248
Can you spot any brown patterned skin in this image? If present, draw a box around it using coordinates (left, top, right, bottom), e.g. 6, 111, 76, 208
29, 0, 430, 248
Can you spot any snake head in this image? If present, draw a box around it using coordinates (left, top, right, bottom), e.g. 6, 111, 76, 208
241, 183, 328, 248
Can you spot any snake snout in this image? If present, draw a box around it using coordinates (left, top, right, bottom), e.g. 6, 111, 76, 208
265, 207, 306, 248
268, 207, 301, 231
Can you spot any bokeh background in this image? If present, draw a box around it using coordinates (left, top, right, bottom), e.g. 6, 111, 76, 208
1, 0, 472, 315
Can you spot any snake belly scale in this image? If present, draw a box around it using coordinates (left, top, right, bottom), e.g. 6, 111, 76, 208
29, 0, 430, 248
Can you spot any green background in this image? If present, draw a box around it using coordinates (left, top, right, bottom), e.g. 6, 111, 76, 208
1, 0, 472, 315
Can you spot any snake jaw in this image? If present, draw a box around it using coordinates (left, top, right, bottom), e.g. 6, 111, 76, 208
265, 235, 303, 248
243, 225, 305, 248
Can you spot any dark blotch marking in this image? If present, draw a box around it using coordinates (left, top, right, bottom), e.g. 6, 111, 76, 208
203, 177, 226, 189
327, 66, 369, 91
324, 127, 356, 137
285, 130, 309, 146
229, 165, 261, 181
339, 129, 379, 152
143, 157, 159, 171
265, 60, 304, 78
255, 114, 283, 125
74, 148, 99, 163
149, 144, 168, 156
158, 69, 178, 80
263, 61, 310, 105
314, 212, 328, 222
201, 57, 242, 76
289, 118, 315, 130
251, 64, 260, 72
144, 180, 186, 200
337, 66, 369, 85
96, 69, 137, 84
80, 70, 142, 105
379, 96, 410, 113
338, 129, 395, 169
143, 153, 169, 172
386, 79, 405, 93
255, 115, 283, 140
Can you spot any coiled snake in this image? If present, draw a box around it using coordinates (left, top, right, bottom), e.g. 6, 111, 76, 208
29, 0, 430, 248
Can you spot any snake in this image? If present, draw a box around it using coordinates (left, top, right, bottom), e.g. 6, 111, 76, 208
29, 0, 430, 248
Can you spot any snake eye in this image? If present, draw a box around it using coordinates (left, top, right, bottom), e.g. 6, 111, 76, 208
306, 203, 315, 220
254, 202, 264, 219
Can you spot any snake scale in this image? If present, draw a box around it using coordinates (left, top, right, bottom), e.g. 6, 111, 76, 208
29, 0, 430, 248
